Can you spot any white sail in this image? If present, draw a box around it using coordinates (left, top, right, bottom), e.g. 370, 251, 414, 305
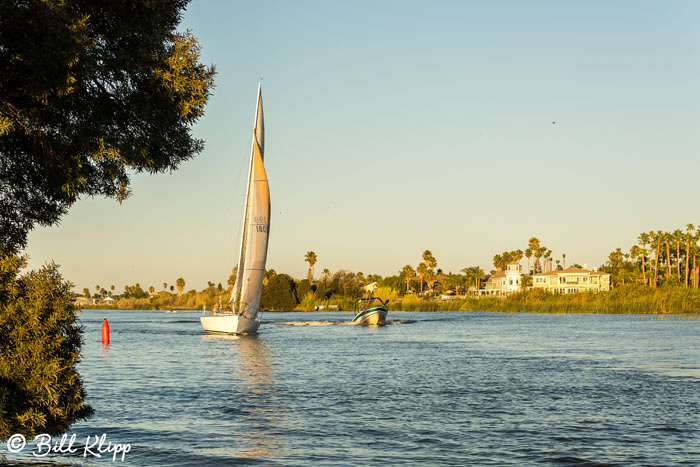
231, 84, 270, 320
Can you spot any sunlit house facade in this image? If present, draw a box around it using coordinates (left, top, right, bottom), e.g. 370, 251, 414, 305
532, 267, 610, 293
483, 263, 522, 295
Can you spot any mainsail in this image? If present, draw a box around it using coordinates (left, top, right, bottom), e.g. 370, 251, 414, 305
231, 84, 270, 319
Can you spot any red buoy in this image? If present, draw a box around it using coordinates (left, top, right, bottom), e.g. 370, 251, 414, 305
102, 318, 110, 344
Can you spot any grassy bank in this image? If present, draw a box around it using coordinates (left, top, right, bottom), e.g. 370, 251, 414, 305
392, 285, 700, 314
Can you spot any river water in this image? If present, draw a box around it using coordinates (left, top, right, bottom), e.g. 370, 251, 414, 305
4, 310, 700, 465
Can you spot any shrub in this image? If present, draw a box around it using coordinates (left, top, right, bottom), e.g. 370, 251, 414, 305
0, 251, 93, 440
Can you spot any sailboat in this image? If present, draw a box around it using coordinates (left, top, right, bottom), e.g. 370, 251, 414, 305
200, 84, 270, 335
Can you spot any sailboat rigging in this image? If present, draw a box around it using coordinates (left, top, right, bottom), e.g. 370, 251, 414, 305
200, 83, 270, 335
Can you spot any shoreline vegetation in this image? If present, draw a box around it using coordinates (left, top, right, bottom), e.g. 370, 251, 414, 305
82, 226, 700, 315
83, 285, 700, 315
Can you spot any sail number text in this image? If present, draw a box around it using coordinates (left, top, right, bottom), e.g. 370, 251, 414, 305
253, 216, 268, 233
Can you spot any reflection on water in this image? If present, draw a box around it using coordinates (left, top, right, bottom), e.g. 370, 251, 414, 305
201, 334, 283, 459
101, 343, 110, 358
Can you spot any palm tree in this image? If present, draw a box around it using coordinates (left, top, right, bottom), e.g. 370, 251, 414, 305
514, 249, 524, 263
322, 268, 330, 287
493, 254, 503, 271
664, 232, 672, 280
562, 253, 566, 269
534, 248, 543, 274
461, 266, 485, 292
304, 251, 317, 281
528, 237, 541, 272
419, 250, 437, 292
472, 266, 485, 291
417, 263, 427, 293
653, 230, 661, 287
525, 248, 532, 274
686, 224, 695, 287
630, 245, 641, 282
673, 229, 683, 279
690, 225, 700, 289
176, 277, 185, 296
149, 286, 155, 295
423, 268, 437, 292
163, 282, 167, 291
422, 250, 437, 270
638, 232, 649, 285
401, 265, 416, 293
82, 287, 90, 298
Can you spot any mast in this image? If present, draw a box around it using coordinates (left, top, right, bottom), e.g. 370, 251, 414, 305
231, 83, 264, 309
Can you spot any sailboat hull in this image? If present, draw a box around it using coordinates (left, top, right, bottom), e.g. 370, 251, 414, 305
200, 315, 261, 335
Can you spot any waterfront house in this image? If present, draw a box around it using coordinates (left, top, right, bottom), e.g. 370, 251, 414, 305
74, 296, 92, 306
532, 267, 610, 293
482, 263, 523, 295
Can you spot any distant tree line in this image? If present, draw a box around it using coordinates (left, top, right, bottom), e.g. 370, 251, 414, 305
603, 226, 700, 288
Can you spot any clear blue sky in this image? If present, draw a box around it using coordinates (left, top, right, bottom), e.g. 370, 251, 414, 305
26, 0, 700, 293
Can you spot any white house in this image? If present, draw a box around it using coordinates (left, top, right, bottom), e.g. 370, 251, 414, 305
482, 263, 523, 295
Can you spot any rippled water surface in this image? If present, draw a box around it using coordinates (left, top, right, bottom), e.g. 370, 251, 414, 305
6, 311, 700, 465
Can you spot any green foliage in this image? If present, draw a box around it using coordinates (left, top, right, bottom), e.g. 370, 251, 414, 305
380, 274, 405, 295
373, 286, 398, 303
493, 250, 524, 271
327, 270, 362, 299
260, 274, 298, 311
122, 284, 148, 299
175, 277, 185, 296
296, 279, 314, 300
0, 0, 215, 253
298, 291, 317, 311
0, 250, 93, 441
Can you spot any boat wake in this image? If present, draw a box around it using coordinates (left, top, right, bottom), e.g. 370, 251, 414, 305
270, 320, 352, 326
270, 320, 416, 326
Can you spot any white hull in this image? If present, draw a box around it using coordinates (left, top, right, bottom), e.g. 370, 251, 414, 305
200, 314, 261, 335
352, 307, 387, 326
